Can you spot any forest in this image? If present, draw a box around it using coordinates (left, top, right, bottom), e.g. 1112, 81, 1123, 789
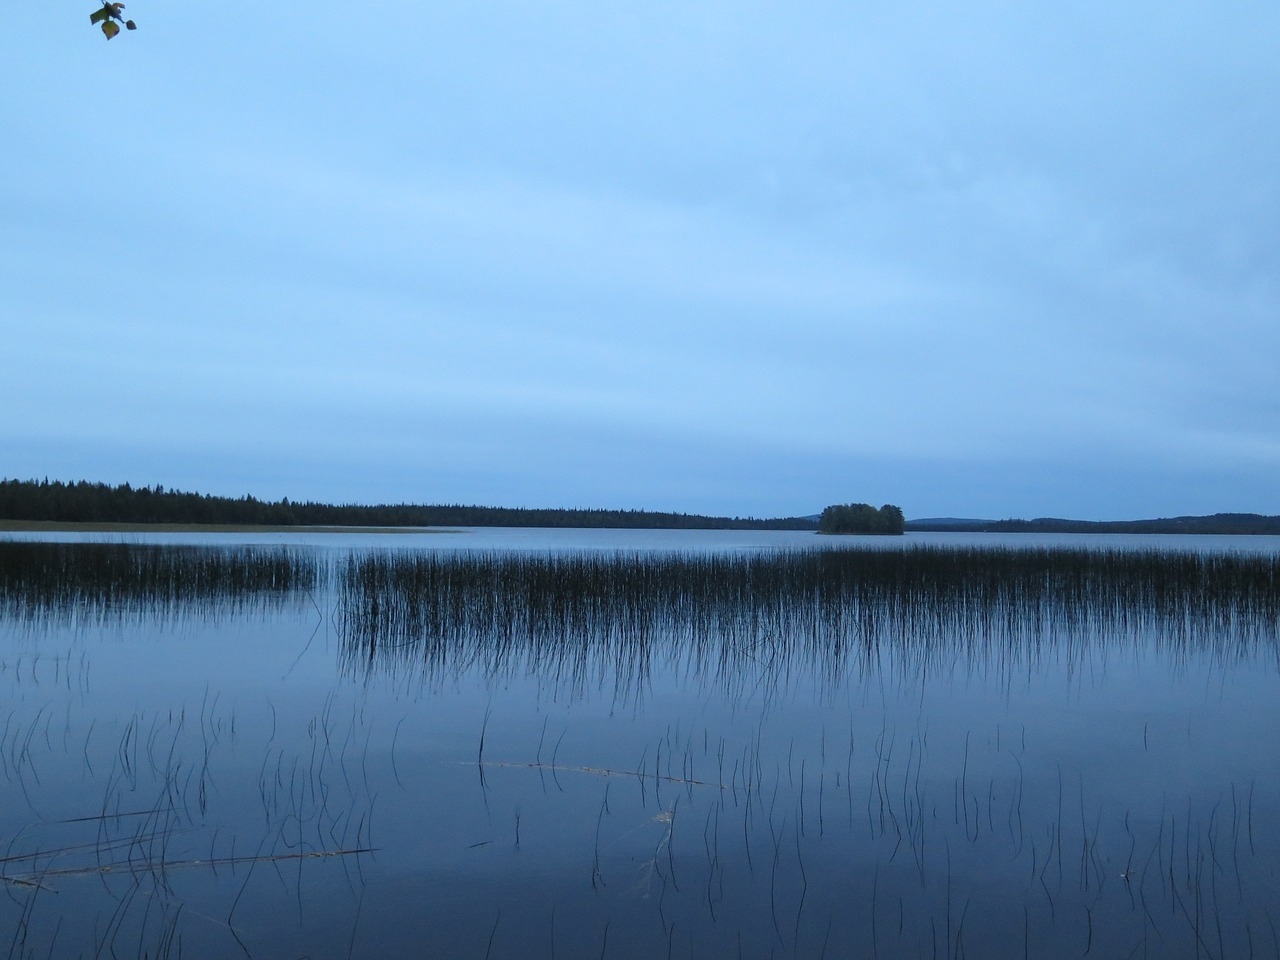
0, 478, 819, 531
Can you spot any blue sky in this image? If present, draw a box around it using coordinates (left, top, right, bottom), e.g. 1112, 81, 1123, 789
4, 2, 1278, 519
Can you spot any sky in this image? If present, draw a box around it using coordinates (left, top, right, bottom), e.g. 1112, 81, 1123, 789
4, 2, 1278, 520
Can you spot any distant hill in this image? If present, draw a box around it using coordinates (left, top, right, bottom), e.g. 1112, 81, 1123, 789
907, 513, 1280, 535
906, 517, 994, 529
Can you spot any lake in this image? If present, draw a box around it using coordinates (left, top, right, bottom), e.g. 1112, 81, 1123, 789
2, 529, 1278, 958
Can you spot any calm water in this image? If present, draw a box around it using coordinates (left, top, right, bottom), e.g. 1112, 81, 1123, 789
2, 529, 1278, 959
8, 526, 1280, 553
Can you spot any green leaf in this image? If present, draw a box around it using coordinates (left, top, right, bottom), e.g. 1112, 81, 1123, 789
102, 19, 120, 39
90, 8, 108, 23
125, 20, 136, 29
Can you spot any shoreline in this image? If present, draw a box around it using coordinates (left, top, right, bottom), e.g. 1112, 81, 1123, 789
0, 520, 461, 535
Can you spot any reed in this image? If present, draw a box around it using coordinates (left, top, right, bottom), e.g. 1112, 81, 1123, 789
0, 541, 322, 626
336, 545, 1280, 694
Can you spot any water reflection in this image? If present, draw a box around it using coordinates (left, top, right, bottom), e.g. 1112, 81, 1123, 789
338, 546, 1280, 699
0, 541, 322, 627
1, 539, 1278, 959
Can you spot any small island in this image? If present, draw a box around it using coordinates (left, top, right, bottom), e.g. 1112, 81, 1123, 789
818, 502, 905, 535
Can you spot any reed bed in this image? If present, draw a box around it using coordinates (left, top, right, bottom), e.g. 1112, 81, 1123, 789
337, 545, 1280, 692
0, 541, 322, 626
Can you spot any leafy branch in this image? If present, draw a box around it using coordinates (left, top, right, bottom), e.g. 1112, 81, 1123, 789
89, 2, 136, 40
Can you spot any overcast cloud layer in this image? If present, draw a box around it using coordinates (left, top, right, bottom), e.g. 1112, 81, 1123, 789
4, 2, 1278, 519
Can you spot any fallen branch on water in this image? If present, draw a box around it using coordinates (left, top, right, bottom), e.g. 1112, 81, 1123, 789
2, 847, 374, 890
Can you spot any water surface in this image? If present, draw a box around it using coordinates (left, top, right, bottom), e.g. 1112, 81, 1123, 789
2, 531, 1277, 958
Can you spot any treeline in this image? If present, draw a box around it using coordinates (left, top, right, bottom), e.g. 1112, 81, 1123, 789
0, 479, 819, 531
817, 502, 905, 535
907, 514, 1280, 535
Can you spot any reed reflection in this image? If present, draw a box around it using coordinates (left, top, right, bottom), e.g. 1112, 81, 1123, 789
0, 541, 322, 628
337, 546, 1280, 699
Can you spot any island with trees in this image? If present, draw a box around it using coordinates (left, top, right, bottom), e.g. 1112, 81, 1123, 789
817, 503, 905, 535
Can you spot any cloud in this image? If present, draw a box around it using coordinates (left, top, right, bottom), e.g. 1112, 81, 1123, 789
4, 1, 1278, 517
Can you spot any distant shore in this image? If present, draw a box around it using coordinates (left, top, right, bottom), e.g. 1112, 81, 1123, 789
907, 514, 1280, 535
0, 520, 459, 535
4, 480, 1278, 536
0, 479, 817, 531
